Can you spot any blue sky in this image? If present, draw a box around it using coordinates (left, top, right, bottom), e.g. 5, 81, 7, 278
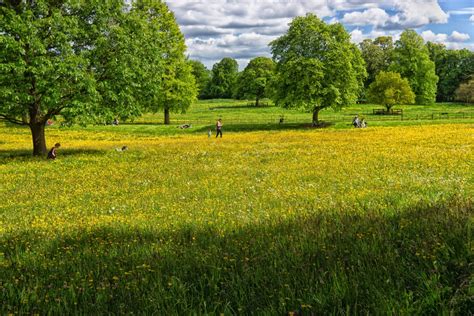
165, 0, 474, 69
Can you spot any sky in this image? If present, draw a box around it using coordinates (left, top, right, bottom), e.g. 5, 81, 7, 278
165, 0, 474, 70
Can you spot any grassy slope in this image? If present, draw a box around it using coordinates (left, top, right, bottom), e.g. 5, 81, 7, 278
0, 121, 473, 313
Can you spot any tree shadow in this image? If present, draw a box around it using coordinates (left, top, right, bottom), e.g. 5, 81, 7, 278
192, 122, 334, 134
0, 148, 107, 162
1, 198, 471, 314
208, 105, 275, 110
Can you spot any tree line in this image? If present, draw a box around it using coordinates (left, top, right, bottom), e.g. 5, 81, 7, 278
1, 1, 473, 155
192, 30, 474, 106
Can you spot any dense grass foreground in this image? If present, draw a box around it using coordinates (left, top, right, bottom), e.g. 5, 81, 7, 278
0, 124, 473, 313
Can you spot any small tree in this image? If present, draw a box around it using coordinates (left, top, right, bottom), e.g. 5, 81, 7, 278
368, 71, 415, 112
270, 14, 366, 126
455, 78, 474, 103
235, 57, 275, 106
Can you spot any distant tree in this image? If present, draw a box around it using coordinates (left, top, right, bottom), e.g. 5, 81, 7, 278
188, 60, 211, 99
390, 29, 438, 105
455, 77, 474, 103
270, 14, 366, 125
235, 57, 275, 106
0, 0, 194, 155
359, 36, 394, 87
427, 43, 474, 102
141, 3, 197, 125
207, 58, 239, 98
368, 71, 415, 112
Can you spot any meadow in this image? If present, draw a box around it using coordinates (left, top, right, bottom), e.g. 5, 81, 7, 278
0, 102, 473, 314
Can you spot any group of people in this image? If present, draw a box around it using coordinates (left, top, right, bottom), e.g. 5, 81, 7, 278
352, 115, 367, 128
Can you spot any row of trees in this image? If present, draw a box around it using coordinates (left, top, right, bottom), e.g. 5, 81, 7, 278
191, 30, 473, 106
1, 2, 472, 155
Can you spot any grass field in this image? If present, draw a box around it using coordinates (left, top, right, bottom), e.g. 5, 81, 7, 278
0, 102, 473, 313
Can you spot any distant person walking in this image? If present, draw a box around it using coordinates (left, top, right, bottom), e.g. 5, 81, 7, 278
47, 143, 61, 160
216, 118, 223, 138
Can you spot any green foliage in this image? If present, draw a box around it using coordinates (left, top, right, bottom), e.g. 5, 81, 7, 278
0, 0, 194, 153
235, 57, 275, 106
188, 60, 211, 99
206, 57, 239, 99
454, 77, 474, 103
359, 36, 394, 88
368, 71, 415, 111
427, 43, 474, 102
390, 30, 438, 105
270, 14, 366, 124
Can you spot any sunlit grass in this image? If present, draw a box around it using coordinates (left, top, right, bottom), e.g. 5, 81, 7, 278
0, 123, 472, 313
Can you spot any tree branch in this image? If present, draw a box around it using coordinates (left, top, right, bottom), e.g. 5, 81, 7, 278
0, 114, 28, 126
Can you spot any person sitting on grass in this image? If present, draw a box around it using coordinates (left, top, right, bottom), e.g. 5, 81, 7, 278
47, 143, 61, 160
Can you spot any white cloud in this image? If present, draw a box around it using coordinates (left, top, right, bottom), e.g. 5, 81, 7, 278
448, 7, 474, 15
450, 31, 470, 42
470, 15, 474, 22
164, 1, 468, 68
421, 30, 448, 43
342, 8, 390, 27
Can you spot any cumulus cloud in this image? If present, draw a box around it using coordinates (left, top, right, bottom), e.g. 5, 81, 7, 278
164, 0, 467, 68
342, 8, 390, 27
449, 31, 470, 42
421, 30, 471, 50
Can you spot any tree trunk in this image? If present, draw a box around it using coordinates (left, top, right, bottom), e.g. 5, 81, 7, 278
385, 104, 393, 114
255, 96, 260, 107
312, 108, 320, 126
30, 122, 47, 156
164, 108, 170, 125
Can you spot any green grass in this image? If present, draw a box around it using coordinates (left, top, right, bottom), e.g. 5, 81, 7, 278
0, 101, 473, 314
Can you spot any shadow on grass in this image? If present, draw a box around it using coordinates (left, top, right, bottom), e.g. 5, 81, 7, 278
208, 105, 275, 110
1, 198, 471, 314
192, 122, 334, 134
0, 148, 107, 162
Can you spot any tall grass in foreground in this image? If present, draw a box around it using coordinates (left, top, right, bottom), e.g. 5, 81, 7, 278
0, 124, 473, 314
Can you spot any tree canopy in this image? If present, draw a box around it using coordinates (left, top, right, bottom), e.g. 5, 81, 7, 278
367, 71, 415, 112
390, 29, 438, 105
0, 0, 195, 154
270, 14, 366, 125
427, 42, 474, 102
188, 60, 211, 99
206, 57, 239, 99
235, 57, 275, 106
359, 36, 393, 88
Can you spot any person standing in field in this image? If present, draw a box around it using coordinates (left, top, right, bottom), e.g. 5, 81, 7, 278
216, 118, 223, 138
47, 143, 61, 160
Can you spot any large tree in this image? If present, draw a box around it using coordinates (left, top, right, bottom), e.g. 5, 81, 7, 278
390, 29, 438, 105
270, 14, 366, 125
206, 57, 239, 99
235, 57, 275, 106
359, 36, 394, 88
367, 71, 415, 112
0, 0, 194, 155
427, 42, 474, 102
